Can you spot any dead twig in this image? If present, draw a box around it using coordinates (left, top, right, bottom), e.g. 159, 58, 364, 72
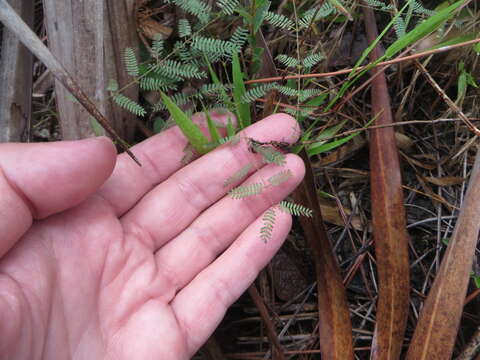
414, 60, 480, 137
245, 38, 480, 85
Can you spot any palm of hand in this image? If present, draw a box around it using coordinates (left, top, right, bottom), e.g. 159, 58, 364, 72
0, 114, 304, 360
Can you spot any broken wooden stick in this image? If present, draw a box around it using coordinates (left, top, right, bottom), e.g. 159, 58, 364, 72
0, 0, 141, 166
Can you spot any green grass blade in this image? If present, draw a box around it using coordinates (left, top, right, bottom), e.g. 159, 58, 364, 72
232, 52, 251, 128
385, 0, 465, 58
160, 92, 210, 154
350, 0, 412, 77
226, 116, 236, 137
314, 120, 347, 143
307, 118, 374, 156
204, 109, 222, 143
204, 56, 233, 108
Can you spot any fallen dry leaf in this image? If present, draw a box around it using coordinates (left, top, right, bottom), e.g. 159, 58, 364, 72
364, 6, 410, 360
424, 176, 465, 186
292, 149, 354, 360
406, 149, 480, 360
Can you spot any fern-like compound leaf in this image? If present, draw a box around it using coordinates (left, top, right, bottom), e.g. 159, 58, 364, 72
153, 92, 191, 111
230, 27, 249, 51
192, 36, 238, 58
113, 94, 146, 117
200, 83, 232, 97
362, 0, 394, 11
151, 60, 207, 80
241, 83, 277, 103
299, 3, 335, 28
394, 16, 407, 38
229, 183, 263, 199
279, 200, 313, 217
250, 142, 286, 166
224, 164, 253, 187
298, 88, 323, 102
218, 0, 239, 15
274, 85, 299, 97
303, 52, 325, 68
268, 170, 293, 186
167, 0, 211, 23
178, 19, 192, 38
264, 11, 294, 30
175, 41, 197, 65
260, 208, 276, 243
217, 134, 240, 145
139, 77, 177, 91
276, 54, 299, 68
411, 1, 435, 16
124, 48, 139, 77
151, 35, 164, 56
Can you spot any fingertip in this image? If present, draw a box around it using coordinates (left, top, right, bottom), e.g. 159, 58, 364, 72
262, 113, 301, 142
286, 153, 306, 185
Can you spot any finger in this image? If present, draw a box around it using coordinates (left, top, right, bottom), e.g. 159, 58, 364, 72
171, 207, 293, 355
120, 113, 300, 250
0, 137, 116, 257
154, 154, 304, 293
97, 110, 235, 216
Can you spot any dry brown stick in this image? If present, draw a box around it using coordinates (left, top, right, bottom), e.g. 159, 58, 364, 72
363, 5, 410, 360
245, 38, 480, 85
292, 149, 354, 360
414, 60, 480, 137
0, 0, 141, 165
247, 285, 286, 360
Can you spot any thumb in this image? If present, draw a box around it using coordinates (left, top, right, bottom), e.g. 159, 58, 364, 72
0, 137, 117, 257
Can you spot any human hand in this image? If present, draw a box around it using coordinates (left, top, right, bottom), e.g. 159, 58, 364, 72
0, 113, 305, 359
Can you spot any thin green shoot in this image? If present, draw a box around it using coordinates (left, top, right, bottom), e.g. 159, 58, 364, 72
232, 52, 251, 128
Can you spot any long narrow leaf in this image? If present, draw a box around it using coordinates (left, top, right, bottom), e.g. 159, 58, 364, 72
205, 109, 222, 143
406, 150, 480, 360
385, 0, 465, 58
232, 52, 251, 128
350, 0, 412, 77
160, 92, 210, 154
363, 7, 410, 360
292, 150, 354, 360
204, 56, 232, 108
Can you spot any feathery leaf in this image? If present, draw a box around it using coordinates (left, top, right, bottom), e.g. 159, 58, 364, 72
124, 48, 139, 77
279, 200, 313, 217
229, 183, 263, 199
260, 208, 276, 243
268, 170, 293, 186
224, 164, 253, 187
